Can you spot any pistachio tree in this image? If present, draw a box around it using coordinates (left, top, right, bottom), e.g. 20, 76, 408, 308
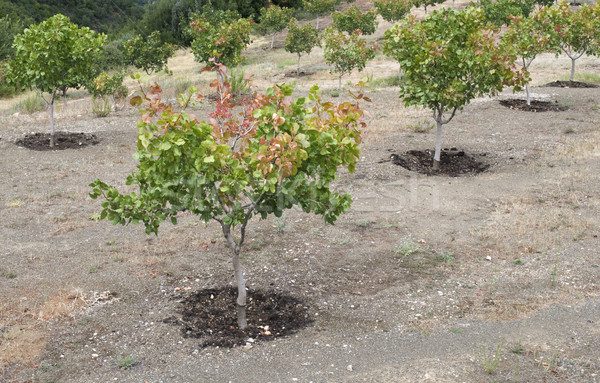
332, 6, 378, 35
189, 14, 251, 83
257, 5, 294, 49
539, 1, 599, 82
7, 14, 105, 147
123, 31, 177, 75
323, 27, 376, 89
502, 13, 549, 105
89, 65, 367, 329
383, 8, 526, 169
374, 0, 414, 23
284, 19, 320, 77
304, 0, 337, 30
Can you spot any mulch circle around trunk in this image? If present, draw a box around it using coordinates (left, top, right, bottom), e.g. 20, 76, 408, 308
15, 132, 100, 151
544, 80, 598, 88
499, 99, 568, 112
285, 70, 314, 78
168, 286, 313, 348
389, 148, 489, 176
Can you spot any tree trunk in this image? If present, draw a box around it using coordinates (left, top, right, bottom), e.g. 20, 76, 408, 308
398, 65, 402, 82
525, 83, 531, 106
338, 74, 342, 90
570, 58, 576, 82
297, 53, 301, 77
316, 16, 320, 30
433, 117, 443, 170
50, 91, 56, 148
232, 246, 247, 329
222, 224, 248, 329
271, 34, 275, 50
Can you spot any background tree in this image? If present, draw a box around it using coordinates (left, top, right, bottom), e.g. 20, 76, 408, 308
475, 0, 536, 27
539, 1, 599, 82
257, 5, 294, 49
323, 27, 376, 89
304, 0, 337, 30
7, 14, 105, 147
90, 66, 366, 329
332, 6, 378, 35
502, 13, 549, 105
0, 15, 24, 61
383, 8, 526, 169
123, 31, 177, 75
85, 71, 128, 117
374, 0, 414, 23
189, 12, 252, 83
416, 0, 445, 14
284, 19, 320, 77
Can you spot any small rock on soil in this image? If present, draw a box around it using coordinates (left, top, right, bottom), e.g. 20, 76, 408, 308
15, 132, 99, 151
167, 287, 313, 348
389, 148, 489, 176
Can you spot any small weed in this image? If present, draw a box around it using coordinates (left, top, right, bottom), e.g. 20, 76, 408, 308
563, 127, 575, 134
396, 237, 422, 257
6, 199, 23, 207
551, 248, 560, 287
449, 328, 463, 334
329, 89, 340, 98
115, 355, 138, 370
91, 95, 112, 117
435, 251, 454, 264
229, 70, 250, 96
511, 342, 524, 355
482, 337, 505, 374
513, 259, 523, 265
334, 237, 355, 246
90, 213, 102, 221
355, 218, 375, 228
6, 271, 17, 279
77, 318, 90, 326
272, 217, 286, 234
53, 215, 67, 223
106, 239, 116, 246
111, 255, 125, 263
89, 266, 99, 274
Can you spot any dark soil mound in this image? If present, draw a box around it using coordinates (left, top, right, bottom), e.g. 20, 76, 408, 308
16, 132, 99, 151
499, 99, 568, 112
171, 287, 313, 348
389, 148, 489, 176
544, 80, 598, 88
285, 70, 314, 78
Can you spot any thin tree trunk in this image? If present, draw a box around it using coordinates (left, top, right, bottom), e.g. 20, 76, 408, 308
271, 34, 275, 50
433, 116, 443, 170
297, 53, 301, 77
338, 74, 342, 90
222, 224, 248, 329
231, 246, 247, 329
316, 16, 320, 30
50, 91, 56, 148
570, 58, 576, 82
398, 65, 402, 82
526, 84, 531, 106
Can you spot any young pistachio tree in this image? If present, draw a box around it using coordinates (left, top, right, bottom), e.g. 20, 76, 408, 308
89, 65, 367, 329
123, 31, 177, 75
304, 0, 337, 30
332, 6, 379, 35
7, 14, 105, 148
257, 5, 294, 49
189, 13, 252, 83
284, 19, 320, 77
323, 27, 376, 89
539, 1, 599, 82
374, 0, 414, 23
383, 8, 526, 170
476, 0, 536, 28
502, 13, 549, 105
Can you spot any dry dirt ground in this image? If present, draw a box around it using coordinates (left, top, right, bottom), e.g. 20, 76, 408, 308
2, 3, 600, 383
